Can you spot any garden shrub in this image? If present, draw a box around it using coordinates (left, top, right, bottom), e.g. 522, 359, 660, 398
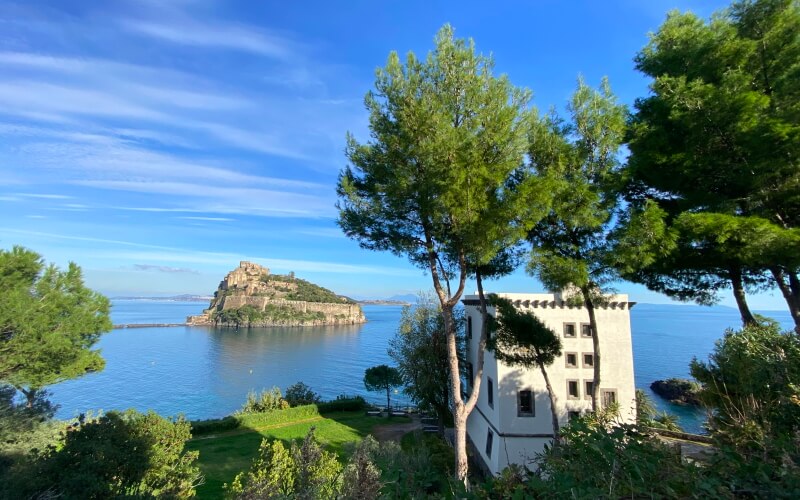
317, 395, 367, 413
239, 387, 288, 414
284, 382, 321, 407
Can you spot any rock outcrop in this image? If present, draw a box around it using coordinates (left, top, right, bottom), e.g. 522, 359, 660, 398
650, 378, 702, 406
187, 261, 366, 327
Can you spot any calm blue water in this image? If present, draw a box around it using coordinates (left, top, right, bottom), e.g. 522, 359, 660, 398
48, 300, 794, 434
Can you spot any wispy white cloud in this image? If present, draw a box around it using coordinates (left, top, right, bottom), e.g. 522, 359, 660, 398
1, 228, 415, 277
122, 20, 296, 59
73, 180, 334, 218
133, 264, 199, 274
17, 193, 74, 199
176, 216, 235, 222
293, 227, 346, 239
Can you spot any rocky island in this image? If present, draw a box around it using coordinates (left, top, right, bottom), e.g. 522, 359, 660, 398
187, 261, 366, 327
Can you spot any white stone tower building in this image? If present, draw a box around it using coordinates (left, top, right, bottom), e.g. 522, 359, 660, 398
462, 291, 637, 475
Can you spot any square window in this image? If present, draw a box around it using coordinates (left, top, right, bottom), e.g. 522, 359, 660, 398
581, 323, 593, 337
518, 390, 534, 416
583, 353, 594, 368
585, 381, 594, 400
485, 429, 494, 458
563, 323, 576, 338
602, 390, 617, 408
568, 411, 581, 421
567, 380, 580, 399
487, 377, 494, 409
565, 352, 578, 368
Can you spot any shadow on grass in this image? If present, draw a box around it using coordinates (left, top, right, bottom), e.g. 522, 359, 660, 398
187, 406, 410, 499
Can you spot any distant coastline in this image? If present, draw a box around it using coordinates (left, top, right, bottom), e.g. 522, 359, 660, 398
356, 300, 411, 306
112, 294, 214, 303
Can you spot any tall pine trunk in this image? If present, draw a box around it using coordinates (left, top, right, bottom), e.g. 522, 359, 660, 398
536, 357, 560, 443
581, 287, 602, 412
729, 266, 757, 327
770, 267, 800, 334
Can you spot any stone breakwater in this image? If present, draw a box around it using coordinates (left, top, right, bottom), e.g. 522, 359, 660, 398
186, 261, 367, 327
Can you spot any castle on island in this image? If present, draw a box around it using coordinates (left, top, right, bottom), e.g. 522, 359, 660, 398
462, 291, 637, 475
187, 261, 366, 327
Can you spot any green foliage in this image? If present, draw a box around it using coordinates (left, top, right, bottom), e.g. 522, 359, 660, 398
0, 246, 112, 402
284, 382, 321, 407
227, 427, 342, 499
388, 293, 464, 426
19, 409, 201, 499
635, 389, 683, 432
340, 436, 383, 500
628, 0, 800, 224
526, 77, 627, 294
487, 295, 562, 368
316, 395, 367, 413
262, 273, 356, 304
691, 323, 800, 447
624, 0, 800, 327
191, 405, 323, 437
213, 304, 326, 327
337, 24, 553, 482
519, 417, 728, 499
0, 385, 61, 484
363, 365, 403, 409
239, 387, 289, 414
350, 432, 451, 498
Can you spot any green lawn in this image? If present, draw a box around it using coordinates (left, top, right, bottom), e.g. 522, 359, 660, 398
187, 408, 409, 499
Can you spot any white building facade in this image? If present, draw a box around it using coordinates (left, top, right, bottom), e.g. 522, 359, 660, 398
463, 291, 637, 475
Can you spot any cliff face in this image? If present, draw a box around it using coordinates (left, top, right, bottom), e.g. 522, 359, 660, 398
187, 261, 366, 327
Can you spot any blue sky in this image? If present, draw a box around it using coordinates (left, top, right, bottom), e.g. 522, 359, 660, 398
0, 0, 787, 309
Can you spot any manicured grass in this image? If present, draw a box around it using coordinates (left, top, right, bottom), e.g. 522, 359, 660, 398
187, 407, 409, 499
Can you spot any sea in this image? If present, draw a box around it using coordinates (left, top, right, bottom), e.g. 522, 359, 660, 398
46, 300, 794, 434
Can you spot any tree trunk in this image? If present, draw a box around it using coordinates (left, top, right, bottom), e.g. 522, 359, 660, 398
424, 233, 475, 486
581, 287, 601, 413
730, 266, 757, 327
20, 387, 36, 408
537, 359, 560, 443
771, 267, 800, 334
386, 387, 390, 412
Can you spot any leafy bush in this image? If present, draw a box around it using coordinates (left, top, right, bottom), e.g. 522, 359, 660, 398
488, 414, 730, 499
15, 410, 201, 499
691, 324, 800, 447
635, 388, 683, 432
285, 382, 322, 407
239, 387, 288, 414
317, 395, 367, 413
227, 427, 342, 499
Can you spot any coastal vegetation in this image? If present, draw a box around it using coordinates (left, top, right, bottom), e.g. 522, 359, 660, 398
389, 294, 464, 432
363, 365, 403, 410
213, 304, 326, 327
0, 246, 112, 408
260, 273, 357, 304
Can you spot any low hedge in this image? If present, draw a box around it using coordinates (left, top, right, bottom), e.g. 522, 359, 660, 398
191, 405, 323, 436
316, 396, 367, 413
